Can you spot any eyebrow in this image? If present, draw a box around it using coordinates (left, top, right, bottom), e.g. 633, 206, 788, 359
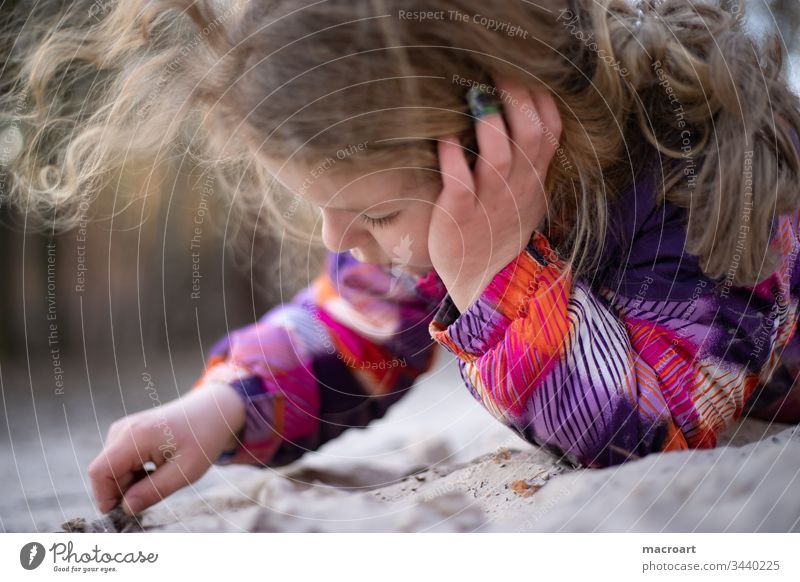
322, 205, 366, 213
322, 201, 400, 213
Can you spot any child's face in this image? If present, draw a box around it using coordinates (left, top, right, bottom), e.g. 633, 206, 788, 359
263, 157, 439, 276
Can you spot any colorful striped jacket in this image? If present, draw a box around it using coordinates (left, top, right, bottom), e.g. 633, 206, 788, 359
192, 151, 800, 469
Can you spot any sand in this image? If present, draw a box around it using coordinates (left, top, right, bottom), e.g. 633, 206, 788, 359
55, 354, 800, 533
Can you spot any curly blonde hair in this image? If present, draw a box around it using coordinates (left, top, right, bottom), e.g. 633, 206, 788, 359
2, 0, 800, 285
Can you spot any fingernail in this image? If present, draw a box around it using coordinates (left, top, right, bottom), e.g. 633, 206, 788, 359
122, 497, 141, 515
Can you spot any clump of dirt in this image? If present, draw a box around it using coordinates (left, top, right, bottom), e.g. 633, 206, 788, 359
492, 448, 513, 463
59, 506, 144, 533
509, 479, 542, 498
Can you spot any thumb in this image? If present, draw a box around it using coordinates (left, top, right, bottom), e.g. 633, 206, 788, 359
121, 459, 193, 515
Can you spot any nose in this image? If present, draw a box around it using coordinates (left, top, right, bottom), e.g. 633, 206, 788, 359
320, 209, 370, 253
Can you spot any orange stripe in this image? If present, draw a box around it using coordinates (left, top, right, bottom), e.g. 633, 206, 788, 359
662, 419, 689, 452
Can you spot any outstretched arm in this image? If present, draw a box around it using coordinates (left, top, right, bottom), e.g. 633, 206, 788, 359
192, 250, 446, 466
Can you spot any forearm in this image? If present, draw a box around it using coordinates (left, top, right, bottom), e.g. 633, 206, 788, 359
192, 251, 444, 467
194, 380, 246, 452
182, 375, 248, 457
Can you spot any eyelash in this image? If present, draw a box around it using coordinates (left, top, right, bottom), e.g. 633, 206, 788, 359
361, 211, 400, 229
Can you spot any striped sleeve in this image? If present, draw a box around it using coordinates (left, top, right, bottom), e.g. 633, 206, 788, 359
429, 216, 800, 468
191, 250, 444, 466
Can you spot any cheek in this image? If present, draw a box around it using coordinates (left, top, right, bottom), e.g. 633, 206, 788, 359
379, 212, 433, 266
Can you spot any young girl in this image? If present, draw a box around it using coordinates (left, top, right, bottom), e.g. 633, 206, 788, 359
5, 0, 800, 518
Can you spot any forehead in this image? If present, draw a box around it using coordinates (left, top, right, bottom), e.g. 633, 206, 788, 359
262, 156, 436, 211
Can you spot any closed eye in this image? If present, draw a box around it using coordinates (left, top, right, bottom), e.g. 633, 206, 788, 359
360, 211, 400, 229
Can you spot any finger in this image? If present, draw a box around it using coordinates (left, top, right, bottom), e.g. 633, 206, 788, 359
472, 108, 513, 191
494, 76, 544, 170
529, 87, 563, 175
104, 421, 125, 443
437, 135, 475, 214
121, 459, 193, 515
88, 439, 149, 513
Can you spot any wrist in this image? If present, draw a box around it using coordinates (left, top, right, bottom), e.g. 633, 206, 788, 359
429, 230, 563, 360
445, 243, 532, 312
195, 381, 246, 450
448, 272, 497, 313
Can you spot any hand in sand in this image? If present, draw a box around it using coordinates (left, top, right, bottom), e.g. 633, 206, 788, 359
87, 382, 245, 516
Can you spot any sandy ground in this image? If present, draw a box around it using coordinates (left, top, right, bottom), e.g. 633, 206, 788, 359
127, 418, 798, 533
65, 350, 800, 533
3, 347, 798, 533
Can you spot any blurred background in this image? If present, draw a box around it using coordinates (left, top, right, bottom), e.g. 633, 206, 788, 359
1, 0, 799, 532
0, 0, 327, 532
